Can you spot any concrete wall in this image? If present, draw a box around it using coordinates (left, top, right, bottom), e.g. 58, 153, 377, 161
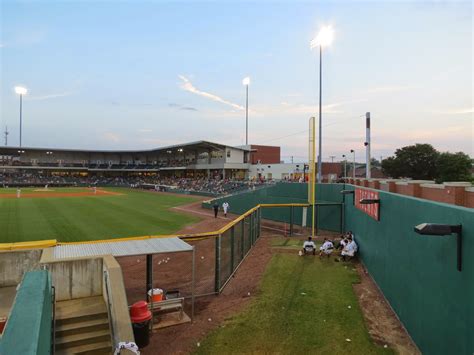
0, 250, 42, 287
41, 250, 103, 301
102, 256, 134, 348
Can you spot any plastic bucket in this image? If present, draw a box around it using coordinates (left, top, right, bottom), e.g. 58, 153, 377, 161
147, 288, 163, 302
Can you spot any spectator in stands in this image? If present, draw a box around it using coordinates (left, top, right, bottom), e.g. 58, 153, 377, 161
319, 238, 334, 258
301, 236, 316, 256
213, 202, 219, 218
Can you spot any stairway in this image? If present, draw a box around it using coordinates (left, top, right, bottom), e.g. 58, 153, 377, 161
55, 296, 112, 355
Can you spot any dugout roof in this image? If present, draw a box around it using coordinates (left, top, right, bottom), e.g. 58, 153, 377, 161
53, 237, 192, 260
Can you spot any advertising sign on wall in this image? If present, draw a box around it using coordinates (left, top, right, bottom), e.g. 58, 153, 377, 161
355, 188, 380, 221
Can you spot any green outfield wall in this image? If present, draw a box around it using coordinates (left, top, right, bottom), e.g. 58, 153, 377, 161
0, 270, 52, 355
344, 185, 473, 355
203, 182, 344, 232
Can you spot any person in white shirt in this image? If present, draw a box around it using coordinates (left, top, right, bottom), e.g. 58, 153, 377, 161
222, 201, 230, 217
16, 188, 21, 199
302, 237, 316, 255
341, 236, 358, 261
319, 238, 334, 258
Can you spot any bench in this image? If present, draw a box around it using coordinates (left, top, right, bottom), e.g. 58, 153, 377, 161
148, 297, 185, 320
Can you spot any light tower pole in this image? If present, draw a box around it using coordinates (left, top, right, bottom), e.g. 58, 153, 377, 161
365, 112, 371, 178
14, 86, 28, 147
350, 149, 356, 178
311, 26, 334, 183
4, 126, 8, 146
242, 77, 250, 146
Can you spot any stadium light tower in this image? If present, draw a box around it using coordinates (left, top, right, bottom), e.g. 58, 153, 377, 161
14, 86, 28, 148
242, 77, 250, 146
311, 25, 334, 183
350, 149, 355, 178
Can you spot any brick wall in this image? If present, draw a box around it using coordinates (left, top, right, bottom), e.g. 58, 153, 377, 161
345, 178, 473, 208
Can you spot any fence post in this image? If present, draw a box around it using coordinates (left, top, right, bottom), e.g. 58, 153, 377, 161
215, 234, 221, 293
340, 203, 344, 233
230, 227, 235, 273
289, 206, 294, 237
258, 208, 261, 238
315, 204, 319, 235
241, 220, 245, 259
250, 213, 254, 245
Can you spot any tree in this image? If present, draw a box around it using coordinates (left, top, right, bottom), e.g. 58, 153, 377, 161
382, 144, 439, 179
436, 152, 472, 183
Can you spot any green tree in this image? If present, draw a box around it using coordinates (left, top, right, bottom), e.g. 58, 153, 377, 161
382, 144, 439, 179
436, 152, 472, 183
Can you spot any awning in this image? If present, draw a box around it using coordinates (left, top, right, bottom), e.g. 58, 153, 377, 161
53, 237, 192, 260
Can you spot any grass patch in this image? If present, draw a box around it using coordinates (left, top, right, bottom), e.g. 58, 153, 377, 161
0, 188, 200, 243
271, 237, 307, 248
195, 253, 392, 354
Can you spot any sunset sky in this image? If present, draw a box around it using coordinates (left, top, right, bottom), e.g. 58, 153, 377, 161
1, 0, 472, 162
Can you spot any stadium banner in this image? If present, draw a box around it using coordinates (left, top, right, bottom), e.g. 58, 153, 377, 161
355, 188, 380, 221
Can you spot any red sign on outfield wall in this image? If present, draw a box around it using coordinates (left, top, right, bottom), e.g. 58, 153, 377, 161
355, 188, 380, 221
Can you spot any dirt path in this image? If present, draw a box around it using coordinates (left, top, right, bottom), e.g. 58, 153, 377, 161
0, 189, 121, 199
353, 263, 420, 354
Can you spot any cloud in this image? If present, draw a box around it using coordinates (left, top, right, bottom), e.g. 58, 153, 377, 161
137, 129, 152, 133
29, 92, 73, 101
178, 75, 244, 111
103, 132, 120, 143
365, 85, 417, 94
168, 103, 198, 112
430, 107, 473, 115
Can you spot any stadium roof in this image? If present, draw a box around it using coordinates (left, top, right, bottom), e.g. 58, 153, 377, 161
0, 140, 250, 154
53, 237, 192, 259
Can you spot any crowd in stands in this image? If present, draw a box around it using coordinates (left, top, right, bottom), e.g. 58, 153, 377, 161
0, 172, 270, 196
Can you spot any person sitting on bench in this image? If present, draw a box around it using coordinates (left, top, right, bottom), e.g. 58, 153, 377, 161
341, 236, 358, 261
302, 236, 316, 255
319, 238, 334, 258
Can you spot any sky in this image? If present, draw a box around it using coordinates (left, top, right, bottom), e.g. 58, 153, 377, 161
0, 0, 472, 163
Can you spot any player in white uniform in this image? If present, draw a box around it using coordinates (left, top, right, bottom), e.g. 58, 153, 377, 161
341, 236, 358, 261
93, 186, 97, 194
222, 202, 230, 217
319, 238, 334, 258
302, 237, 316, 255
16, 188, 21, 198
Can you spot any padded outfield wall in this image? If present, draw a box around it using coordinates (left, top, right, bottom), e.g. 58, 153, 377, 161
343, 185, 473, 355
203, 182, 344, 232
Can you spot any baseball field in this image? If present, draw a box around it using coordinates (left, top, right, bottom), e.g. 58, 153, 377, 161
0, 187, 201, 243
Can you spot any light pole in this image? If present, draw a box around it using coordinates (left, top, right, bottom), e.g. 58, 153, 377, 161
14, 86, 28, 147
342, 154, 347, 179
242, 77, 250, 146
350, 149, 355, 178
311, 26, 334, 183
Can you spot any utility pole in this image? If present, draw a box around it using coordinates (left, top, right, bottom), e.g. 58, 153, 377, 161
291, 156, 294, 164
4, 126, 8, 146
330, 155, 335, 162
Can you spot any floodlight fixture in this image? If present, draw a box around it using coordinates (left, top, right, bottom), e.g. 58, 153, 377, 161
14, 86, 28, 95
359, 198, 380, 204
310, 26, 334, 49
414, 223, 462, 271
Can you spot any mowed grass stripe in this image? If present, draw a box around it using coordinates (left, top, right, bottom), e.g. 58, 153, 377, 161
0, 188, 200, 242
195, 254, 392, 355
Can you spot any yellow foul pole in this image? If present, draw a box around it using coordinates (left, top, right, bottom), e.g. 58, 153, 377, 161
308, 117, 317, 238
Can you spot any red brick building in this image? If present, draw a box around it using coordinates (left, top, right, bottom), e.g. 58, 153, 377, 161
249, 145, 281, 164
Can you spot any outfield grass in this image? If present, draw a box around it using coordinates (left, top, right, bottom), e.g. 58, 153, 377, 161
0, 188, 200, 243
195, 253, 393, 355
